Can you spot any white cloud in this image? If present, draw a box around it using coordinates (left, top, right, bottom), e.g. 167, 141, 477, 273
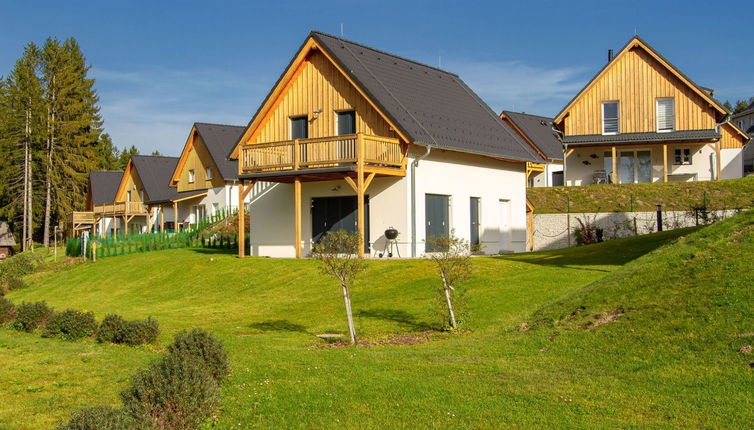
446, 59, 588, 117
91, 67, 271, 156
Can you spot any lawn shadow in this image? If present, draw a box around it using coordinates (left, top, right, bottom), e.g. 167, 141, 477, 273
357, 308, 433, 331
187, 247, 238, 256
249, 319, 313, 336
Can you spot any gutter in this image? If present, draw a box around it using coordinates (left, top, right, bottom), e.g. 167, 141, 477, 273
410, 144, 433, 257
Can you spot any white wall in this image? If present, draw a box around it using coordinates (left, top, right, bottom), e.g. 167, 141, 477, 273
721, 148, 743, 179
246, 148, 528, 258
531, 163, 564, 187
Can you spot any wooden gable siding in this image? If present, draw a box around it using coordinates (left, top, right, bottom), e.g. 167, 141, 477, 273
117, 165, 147, 203
720, 123, 747, 149
252, 50, 397, 144
563, 46, 718, 136
177, 132, 225, 192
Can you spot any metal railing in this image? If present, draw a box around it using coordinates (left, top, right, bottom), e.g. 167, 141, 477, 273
240, 133, 404, 173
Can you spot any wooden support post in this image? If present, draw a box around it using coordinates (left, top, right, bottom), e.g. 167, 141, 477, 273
356, 133, 365, 258
123, 216, 129, 236
146, 207, 152, 233
238, 182, 246, 258
160, 205, 165, 232
611, 146, 617, 184
113, 213, 117, 239
294, 178, 302, 258
173, 201, 178, 232
663, 144, 668, 183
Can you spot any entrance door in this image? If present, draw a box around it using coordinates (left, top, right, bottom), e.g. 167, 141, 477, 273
425, 194, 449, 252
311, 196, 370, 252
470, 197, 480, 247
498, 199, 511, 252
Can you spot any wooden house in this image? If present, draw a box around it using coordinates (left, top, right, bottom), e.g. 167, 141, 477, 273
555, 36, 750, 185
500, 111, 564, 187
228, 31, 540, 258
169, 123, 250, 224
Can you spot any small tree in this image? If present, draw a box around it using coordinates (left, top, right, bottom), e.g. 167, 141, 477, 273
426, 232, 473, 330
312, 230, 365, 344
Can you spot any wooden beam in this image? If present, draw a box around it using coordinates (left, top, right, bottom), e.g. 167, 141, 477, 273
663, 144, 668, 183
356, 133, 365, 258
565, 148, 575, 158
343, 176, 358, 192
611, 146, 617, 184
123, 215, 129, 236
160, 205, 165, 232
238, 182, 246, 258
173, 201, 178, 232
294, 178, 302, 259
363, 172, 376, 192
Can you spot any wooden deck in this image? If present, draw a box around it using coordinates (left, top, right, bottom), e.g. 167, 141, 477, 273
240, 133, 405, 175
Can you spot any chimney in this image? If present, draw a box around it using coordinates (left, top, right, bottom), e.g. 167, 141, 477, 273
608, 49, 614, 63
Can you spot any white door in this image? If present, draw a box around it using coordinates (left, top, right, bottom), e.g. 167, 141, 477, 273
498, 200, 511, 252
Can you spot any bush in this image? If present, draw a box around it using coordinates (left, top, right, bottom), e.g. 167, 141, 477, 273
55, 405, 133, 430
167, 329, 231, 383
12, 301, 54, 332
121, 353, 220, 430
97, 314, 159, 346
0, 296, 15, 323
5, 278, 27, 291
44, 310, 97, 340
0, 251, 44, 284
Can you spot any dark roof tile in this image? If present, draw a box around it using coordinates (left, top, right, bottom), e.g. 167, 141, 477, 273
502, 111, 563, 161
194, 123, 245, 180
89, 171, 123, 205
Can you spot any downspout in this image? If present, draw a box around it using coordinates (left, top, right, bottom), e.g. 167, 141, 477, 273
551, 124, 565, 185
410, 144, 433, 257
713, 113, 731, 180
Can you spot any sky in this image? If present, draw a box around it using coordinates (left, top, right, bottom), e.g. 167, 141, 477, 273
1, 1, 752, 156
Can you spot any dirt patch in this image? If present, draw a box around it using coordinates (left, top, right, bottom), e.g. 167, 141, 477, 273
516, 322, 529, 332
739, 345, 753, 355
730, 224, 754, 241
580, 308, 624, 330
314, 331, 438, 349
734, 332, 754, 338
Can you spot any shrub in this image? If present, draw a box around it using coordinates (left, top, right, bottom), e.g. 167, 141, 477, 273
97, 314, 159, 346
0, 251, 44, 284
0, 296, 16, 323
5, 278, 27, 291
44, 310, 97, 340
121, 353, 220, 430
55, 405, 133, 430
12, 301, 54, 332
167, 329, 231, 382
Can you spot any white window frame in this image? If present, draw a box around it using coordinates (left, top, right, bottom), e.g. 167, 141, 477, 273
188, 169, 195, 183
206, 167, 212, 180
673, 148, 692, 166
602, 101, 620, 135
656, 98, 675, 133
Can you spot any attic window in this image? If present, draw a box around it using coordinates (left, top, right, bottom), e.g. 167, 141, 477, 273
206, 167, 212, 180
188, 169, 195, 183
656, 98, 675, 132
602, 101, 619, 135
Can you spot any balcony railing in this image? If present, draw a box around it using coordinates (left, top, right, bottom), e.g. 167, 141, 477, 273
240, 133, 404, 174
69, 211, 96, 225
93, 201, 147, 216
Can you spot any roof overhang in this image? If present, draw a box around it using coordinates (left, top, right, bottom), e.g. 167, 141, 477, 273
563, 129, 720, 147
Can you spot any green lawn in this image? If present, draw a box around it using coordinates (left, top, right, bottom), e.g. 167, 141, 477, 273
2, 215, 753, 429
527, 175, 754, 213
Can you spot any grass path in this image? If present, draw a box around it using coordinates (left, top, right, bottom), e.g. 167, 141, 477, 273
4, 226, 750, 428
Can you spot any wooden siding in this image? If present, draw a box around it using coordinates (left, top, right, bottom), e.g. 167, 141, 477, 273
117, 166, 147, 203
563, 46, 719, 137
252, 50, 397, 144
177, 132, 225, 192
720, 123, 747, 149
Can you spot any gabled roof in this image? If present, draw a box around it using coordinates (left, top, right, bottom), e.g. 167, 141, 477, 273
89, 171, 123, 205
555, 36, 730, 124
500, 111, 562, 161
230, 31, 539, 163
120, 155, 205, 205
172, 123, 245, 185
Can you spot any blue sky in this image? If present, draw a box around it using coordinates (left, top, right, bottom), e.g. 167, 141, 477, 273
1, 1, 751, 156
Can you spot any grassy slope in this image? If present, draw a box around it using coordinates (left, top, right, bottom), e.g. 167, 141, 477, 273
527, 175, 754, 213
1, 220, 751, 428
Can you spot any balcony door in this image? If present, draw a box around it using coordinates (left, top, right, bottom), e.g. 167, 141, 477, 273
337, 111, 356, 162
618, 150, 652, 183
312, 195, 370, 253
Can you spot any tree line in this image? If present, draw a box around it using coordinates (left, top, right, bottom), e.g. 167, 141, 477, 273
723, 96, 754, 115
0, 37, 156, 249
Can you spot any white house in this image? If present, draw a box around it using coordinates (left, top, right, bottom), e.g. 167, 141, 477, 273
227, 32, 539, 258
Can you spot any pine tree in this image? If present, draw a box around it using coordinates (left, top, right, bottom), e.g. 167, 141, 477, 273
97, 133, 119, 170
117, 145, 139, 169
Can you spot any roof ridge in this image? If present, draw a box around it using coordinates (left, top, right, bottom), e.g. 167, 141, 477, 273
132, 154, 178, 160
310, 30, 460, 77
503, 111, 554, 121
194, 122, 246, 128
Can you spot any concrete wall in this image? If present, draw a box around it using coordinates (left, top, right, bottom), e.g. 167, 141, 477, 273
246, 148, 528, 258
530, 209, 740, 251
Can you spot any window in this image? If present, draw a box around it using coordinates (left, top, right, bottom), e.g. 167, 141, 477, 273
188, 169, 195, 183
126, 190, 132, 202
602, 102, 619, 134
738, 120, 744, 129
336, 110, 356, 135
656, 98, 675, 132
290, 116, 308, 140
618, 150, 652, 183
674, 148, 691, 165
206, 167, 212, 180
603, 151, 613, 183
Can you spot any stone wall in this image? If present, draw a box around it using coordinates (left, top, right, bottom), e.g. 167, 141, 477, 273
530, 209, 740, 251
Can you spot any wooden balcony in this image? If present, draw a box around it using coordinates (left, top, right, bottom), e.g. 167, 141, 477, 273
93, 201, 148, 216
240, 133, 405, 176
70, 211, 95, 225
